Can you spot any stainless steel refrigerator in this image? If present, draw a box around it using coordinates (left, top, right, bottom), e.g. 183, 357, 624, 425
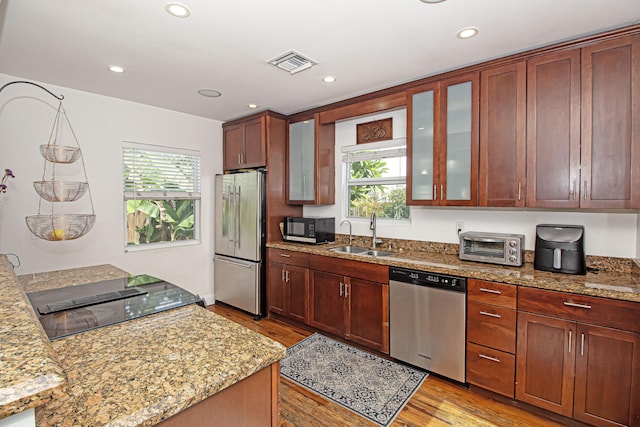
214, 170, 265, 317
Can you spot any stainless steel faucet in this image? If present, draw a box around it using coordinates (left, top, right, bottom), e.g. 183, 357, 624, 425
370, 212, 380, 249
340, 219, 353, 245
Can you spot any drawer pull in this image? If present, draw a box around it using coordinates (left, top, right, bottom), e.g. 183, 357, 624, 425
563, 301, 591, 310
479, 288, 501, 295
480, 311, 501, 318
279, 253, 291, 258
479, 353, 500, 363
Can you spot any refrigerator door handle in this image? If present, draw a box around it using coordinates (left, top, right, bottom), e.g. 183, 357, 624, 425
236, 186, 241, 249
226, 184, 234, 248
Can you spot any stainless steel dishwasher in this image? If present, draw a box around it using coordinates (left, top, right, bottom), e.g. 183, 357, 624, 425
389, 266, 467, 383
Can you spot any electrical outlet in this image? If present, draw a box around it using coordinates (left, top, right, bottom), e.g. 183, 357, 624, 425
456, 221, 464, 235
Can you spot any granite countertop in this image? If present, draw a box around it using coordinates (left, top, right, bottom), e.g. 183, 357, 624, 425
1, 259, 286, 427
0, 257, 67, 419
36, 304, 286, 427
267, 241, 640, 303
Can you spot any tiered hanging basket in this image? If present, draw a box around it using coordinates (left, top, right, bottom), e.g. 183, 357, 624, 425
25, 101, 95, 241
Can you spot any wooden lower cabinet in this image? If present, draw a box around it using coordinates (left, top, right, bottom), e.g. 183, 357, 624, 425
466, 279, 517, 398
267, 250, 390, 354
157, 363, 280, 427
309, 269, 389, 353
574, 324, 640, 427
517, 287, 640, 427
267, 249, 309, 324
516, 312, 576, 416
309, 270, 347, 337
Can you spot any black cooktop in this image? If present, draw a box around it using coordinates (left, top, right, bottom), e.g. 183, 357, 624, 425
27, 275, 204, 340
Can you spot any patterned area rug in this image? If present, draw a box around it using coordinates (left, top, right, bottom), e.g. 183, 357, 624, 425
280, 333, 427, 426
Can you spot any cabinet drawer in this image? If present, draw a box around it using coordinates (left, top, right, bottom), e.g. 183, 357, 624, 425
518, 287, 640, 333
467, 301, 516, 353
267, 249, 309, 268
466, 342, 515, 398
309, 254, 388, 283
468, 279, 516, 308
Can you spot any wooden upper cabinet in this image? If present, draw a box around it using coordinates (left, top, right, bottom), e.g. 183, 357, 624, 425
287, 114, 335, 205
407, 73, 479, 206
479, 62, 526, 207
526, 49, 581, 208
223, 116, 266, 170
581, 35, 640, 209
527, 35, 639, 209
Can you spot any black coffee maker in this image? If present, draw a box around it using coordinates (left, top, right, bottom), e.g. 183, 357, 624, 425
534, 224, 586, 275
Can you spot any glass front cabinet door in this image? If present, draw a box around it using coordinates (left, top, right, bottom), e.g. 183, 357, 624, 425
288, 119, 316, 202
407, 73, 479, 206
287, 116, 335, 205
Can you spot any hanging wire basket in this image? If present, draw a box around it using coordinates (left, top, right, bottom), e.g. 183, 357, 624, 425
26, 214, 96, 241
33, 180, 88, 202
39, 144, 81, 163
29, 101, 96, 241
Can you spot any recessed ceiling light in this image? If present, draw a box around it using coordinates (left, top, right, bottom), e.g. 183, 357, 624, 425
419, 0, 447, 3
197, 89, 222, 98
247, 104, 259, 109
457, 27, 479, 39
322, 76, 336, 83
165, 2, 191, 18
109, 65, 125, 73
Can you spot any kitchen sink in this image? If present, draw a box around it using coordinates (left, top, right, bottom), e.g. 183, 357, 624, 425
330, 245, 369, 254
362, 250, 394, 257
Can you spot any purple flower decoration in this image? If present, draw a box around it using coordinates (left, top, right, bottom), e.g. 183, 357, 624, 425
0, 168, 15, 194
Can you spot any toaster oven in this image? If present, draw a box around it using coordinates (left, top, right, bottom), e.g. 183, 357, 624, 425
459, 231, 525, 267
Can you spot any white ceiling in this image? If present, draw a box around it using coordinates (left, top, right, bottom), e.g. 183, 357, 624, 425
0, 0, 639, 122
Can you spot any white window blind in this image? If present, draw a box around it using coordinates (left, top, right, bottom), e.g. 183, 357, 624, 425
123, 142, 201, 200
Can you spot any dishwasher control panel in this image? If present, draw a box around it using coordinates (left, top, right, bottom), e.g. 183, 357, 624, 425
389, 267, 466, 292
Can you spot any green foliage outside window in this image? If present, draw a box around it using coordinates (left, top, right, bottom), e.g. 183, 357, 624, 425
126, 199, 195, 245
347, 159, 409, 220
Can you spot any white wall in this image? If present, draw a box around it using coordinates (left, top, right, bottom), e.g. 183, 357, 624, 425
0, 73, 222, 302
305, 109, 639, 258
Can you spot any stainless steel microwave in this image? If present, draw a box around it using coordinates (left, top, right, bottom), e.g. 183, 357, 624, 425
459, 231, 525, 267
283, 217, 335, 244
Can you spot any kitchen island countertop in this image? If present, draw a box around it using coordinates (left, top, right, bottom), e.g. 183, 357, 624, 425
267, 241, 640, 303
0, 257, 286, 427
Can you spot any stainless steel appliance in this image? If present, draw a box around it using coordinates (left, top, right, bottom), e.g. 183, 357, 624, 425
283, 216, 335, 244
390, 267, 467, 383
214, 170, 265, 317
534, 224, 586, 275
459, 231, 524, 267
26, 275, 204, 340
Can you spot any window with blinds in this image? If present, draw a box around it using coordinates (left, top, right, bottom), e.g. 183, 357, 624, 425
122, 142, 201, 248
342, 138, 409, 220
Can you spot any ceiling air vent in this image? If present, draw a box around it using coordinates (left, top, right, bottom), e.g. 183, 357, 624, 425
268, 50, 318, 74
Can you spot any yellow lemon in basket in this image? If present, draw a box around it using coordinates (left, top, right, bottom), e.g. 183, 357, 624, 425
49, 229, 65, 240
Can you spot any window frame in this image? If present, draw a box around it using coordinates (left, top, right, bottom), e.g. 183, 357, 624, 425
122, 141, 201, 251
341, 138, 409, 222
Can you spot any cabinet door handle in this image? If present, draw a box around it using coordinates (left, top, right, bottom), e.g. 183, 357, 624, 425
572, 180, 577, 200
433, 185, 437, 200
285, 270, 290, 283
480, 311, 501, 318
580, 333, 585, 356
238, 153, 241, 164
568, 330, 572, 353
564, 301, 591, 310
282, 270, 285, 282
518, 182, 522, 201
344, 283, 349, 298
479, 288, 501, 295
339, 282, 343, 297
479, 353, 500, 363
279, 253, 291, 258
440, 184, 444, 200
583, 180, 588, 200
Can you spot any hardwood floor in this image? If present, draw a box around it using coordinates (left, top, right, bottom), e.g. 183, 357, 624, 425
208, 304, 567, 427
